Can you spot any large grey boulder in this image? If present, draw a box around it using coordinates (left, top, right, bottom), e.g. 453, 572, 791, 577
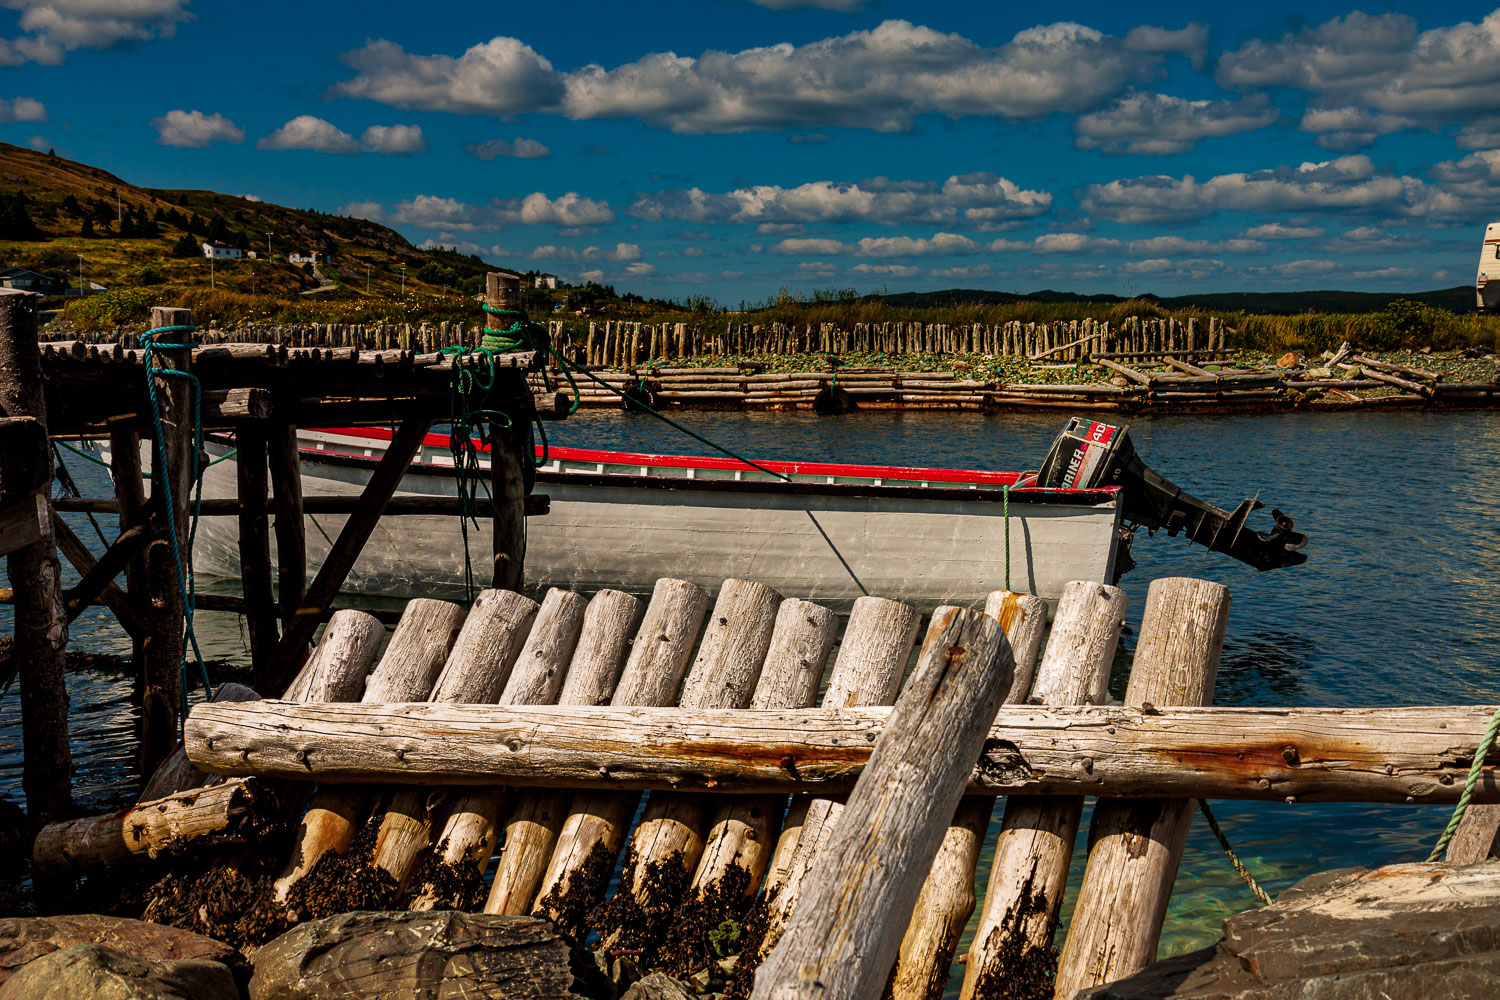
0, 943, 240, 1000
248, 911, 613, 999
620, 973, 695, 999
1078, 860, 1500, 999
0, 913, 245, 986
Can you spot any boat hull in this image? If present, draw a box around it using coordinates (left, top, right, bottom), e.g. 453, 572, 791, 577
182, 438, 1121, 612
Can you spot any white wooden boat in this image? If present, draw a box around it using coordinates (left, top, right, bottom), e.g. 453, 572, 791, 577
183, 427, 1124, 611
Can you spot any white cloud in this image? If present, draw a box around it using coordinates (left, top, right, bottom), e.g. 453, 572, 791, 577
630, 173, 1050, 227
335, 18, 1204, 133
1218, 10, 1500, 117
1081, 155, 1440, 223
1351, 266, 1418, 280
1430, 148, 1500, 199
0, 0, 191, 65
1457, 117, 1500, 150
0, 96, 45, 122
527, 242, 641, 261
850, 263, 921, 277
360, 124, 426, 154
1272, 259, 1338, 276
1298, 107, 1417, 151
1242, 223, 1324, 240
465, 137, 551, 159
769, 235, 985, 258
986, 233, 1265, 256
258, 115, 360, 154
150, 109, 243, 148
1074, 92, 1278, 155
348, 191, 616, 231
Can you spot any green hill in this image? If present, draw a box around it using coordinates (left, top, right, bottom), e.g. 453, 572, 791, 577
868, 286, 1476, 315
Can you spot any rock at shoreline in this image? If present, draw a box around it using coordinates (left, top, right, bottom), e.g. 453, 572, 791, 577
0, 914, 244, 986
1077, 860, 1500, 999
1275, 352, 1301, 368
621, 972, 695, 999
248, 910, 614, 999
0, 943, 240, 1000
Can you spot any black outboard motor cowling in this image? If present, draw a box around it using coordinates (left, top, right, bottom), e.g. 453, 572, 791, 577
1035, 418, 1308, 572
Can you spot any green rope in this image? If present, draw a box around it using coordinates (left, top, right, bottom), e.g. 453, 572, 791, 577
1003, 485, 1011, 591
56, 439, 237, 475
1428, 704, 1500, 861
1199, 800, 1273, 906
139, 325, 214, 725
439, 343, 504, 602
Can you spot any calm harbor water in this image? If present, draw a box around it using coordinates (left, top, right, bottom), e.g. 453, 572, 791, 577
4, 408, 1499, 991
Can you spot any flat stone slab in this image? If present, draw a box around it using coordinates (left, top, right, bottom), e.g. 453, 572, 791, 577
0, 913, 244, 986
0, 943, 241, 1000
1079, 860, 1500, 999
248, 910, 613, 999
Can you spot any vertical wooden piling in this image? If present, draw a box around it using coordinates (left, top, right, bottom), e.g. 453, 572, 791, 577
960, 581, 1128, 1000
1052, 578, 1229, 1000
268, 423, 305, 632
0, 288, 72, 822
107, 418, 149, 687
750, 607, 1014, 1000
487, 272, 527, 592
235, 426, 278, 676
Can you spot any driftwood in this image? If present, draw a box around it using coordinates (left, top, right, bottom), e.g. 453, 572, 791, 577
139, 682, 260, 802
960, 581, 1127, 999
1053, 578, 1230, 1000
184, 701, 1500, 803
750, 607, 1014, 1000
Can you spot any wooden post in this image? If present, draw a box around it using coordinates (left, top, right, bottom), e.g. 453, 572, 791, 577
960, 581, 1127, 1000
273, 598, 467, 904
235, 425, 278, 676
750, 607, 1014, 1000
369, 589, 539, 892
531, 578, 709, 934
1053, 578, 1229, 1000
141, 305, 194, 776
891, 589, 1048, 1000
0, 289, 71, 822
268, 423, 305, 634
482, 588, 643, 915
108, 417, 150, 685
486, 272, 528, 591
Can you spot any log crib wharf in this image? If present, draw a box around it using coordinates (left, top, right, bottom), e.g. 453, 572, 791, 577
6, 276, 1500, 998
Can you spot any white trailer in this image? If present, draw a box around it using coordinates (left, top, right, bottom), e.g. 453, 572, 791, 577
1480, 221, 1500, 312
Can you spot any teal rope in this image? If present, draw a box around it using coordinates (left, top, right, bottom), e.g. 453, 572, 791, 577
1428, 704, 1500, 861
140, 325, 213, 724
439, 344, 504, 601
483, 305, 791, 483
56, 439, 236, 476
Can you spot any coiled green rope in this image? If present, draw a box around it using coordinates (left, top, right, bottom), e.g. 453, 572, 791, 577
1428, 704, 1500, 861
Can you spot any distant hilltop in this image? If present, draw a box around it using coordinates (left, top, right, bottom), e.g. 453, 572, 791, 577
867, 286, 1477, 316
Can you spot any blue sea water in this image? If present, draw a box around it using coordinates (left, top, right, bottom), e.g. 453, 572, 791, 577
4, 408, 1499, 989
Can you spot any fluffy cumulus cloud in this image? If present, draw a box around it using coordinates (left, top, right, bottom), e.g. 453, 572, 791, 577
360, 124, 426, 154
630, 173, 1050, 227
1074, 92, 1279, 154
464, 137, 551, 159
151, 109, 243, 148
0, 96, 45, 122
347, 191, 615, 231
0, 0, 191, 65
770, 233, 980, 257
1457, 117, 1500, 150
1217, 10, 1500, 118
1298, 107, 1417, 151
987, 233, 1266, 256
527, 242, 641, 261
1242, 223, 1324, 240
258, 116, 360, 154
1430, 149, 1500, 199
1080, 155, 1442, 224
334, 18, 1203, 133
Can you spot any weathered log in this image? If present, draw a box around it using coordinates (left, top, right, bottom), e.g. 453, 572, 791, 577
750, 607, 1014, 1000
961, 581, 1127, 1000
409, 588, 590, 911
184, 700, 1500, 803
532, 579, 708, 931
280, 610, 384, 703
484, 588, 645, 917
236, 426, 277, 676
757, 596, 922, 958
272, 599, 466, 903
1446, 803, 1500, 864
1053, 578, 1229, 1000
892, 589, 1049, 1000
139, 683, 260, 802
686, 599, 838, 908
369, 590, 539, 891
613, 579, 782, 919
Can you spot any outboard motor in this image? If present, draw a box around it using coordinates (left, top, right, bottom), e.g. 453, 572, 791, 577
1035, 418, 1307, 571
813, 356, 858, 415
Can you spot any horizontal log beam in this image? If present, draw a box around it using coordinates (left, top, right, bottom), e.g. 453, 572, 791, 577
184, 702, 1500, 804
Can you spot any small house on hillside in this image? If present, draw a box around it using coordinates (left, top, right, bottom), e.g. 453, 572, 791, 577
288, 251, 330, 264
0, 267, 61, 294
202, 243, 242, 260
534, 273, 558, 289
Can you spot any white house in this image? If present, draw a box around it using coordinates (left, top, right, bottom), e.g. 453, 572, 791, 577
289, 251, 330, 264
202, 243, 242, 260
534, 273, 558, 289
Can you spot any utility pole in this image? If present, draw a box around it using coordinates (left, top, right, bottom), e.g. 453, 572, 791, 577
400, 263, 407, 295
365, 264, 370, 293
76, 254, 82, 295
266, 232, 273, 260
116, 193, 121, 224
210, 252, 215, 289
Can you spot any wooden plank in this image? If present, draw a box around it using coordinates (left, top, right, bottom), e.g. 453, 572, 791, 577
1446, 803, 1500, 863
488, 272, 528, 592
1053, 578, 1230, 999
267, 416, 432, 692
750, 607, 1014, 1000
268, 421, 305, 644
0, 491, 46, 558
62, 521, 150, 623
50, 511, 141, 637
235, 426, 278, 676
0, 415, 47, 497
1093, 357, 1154, 385
184, 700, 1500, 803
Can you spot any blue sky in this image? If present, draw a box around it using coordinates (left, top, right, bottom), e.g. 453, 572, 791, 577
3, 1, 1499, 303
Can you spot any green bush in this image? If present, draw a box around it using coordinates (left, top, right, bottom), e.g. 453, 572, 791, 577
64, 287, 157, 329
